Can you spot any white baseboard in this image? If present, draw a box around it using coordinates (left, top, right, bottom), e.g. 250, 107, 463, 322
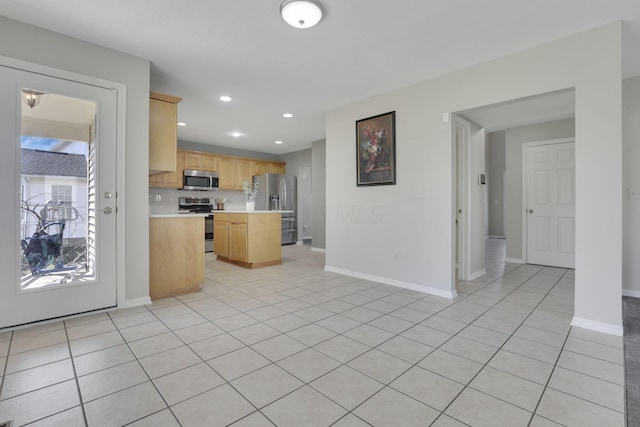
623, 289, 640, 298
467, 269, 487, 281
122, 297, 152, 309
505, 258, 525, 264
324, 265, 457, 299
571, 316, 623, 336
310, 247, 326, 253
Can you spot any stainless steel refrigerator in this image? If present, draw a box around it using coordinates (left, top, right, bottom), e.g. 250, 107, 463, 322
253, 173, 297, 245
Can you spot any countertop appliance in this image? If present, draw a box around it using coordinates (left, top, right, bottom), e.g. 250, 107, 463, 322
253, 173, 297, 245
178, 197, 222, 252
182, 169, 219, 191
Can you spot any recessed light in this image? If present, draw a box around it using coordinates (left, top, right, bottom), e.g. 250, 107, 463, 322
219, 95, 232, 102
232, 132, 241, 137
275, 140, 283, 144
177, 122, 187, 127
282, 113, 293, 118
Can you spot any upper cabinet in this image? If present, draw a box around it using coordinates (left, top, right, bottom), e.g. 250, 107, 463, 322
149, 92, 182, 175
149, 147, 286, 189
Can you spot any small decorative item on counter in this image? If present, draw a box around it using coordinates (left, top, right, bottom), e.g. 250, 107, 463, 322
215, 197, 225, 210
242, 178, 260, 211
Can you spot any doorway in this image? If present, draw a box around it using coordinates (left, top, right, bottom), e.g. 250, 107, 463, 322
0, 65, 119, 328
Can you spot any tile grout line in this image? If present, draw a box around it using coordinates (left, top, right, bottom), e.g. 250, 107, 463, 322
142, 300, 273, 425
107, 308, 189, 427
427, 266, 569, 426
62, 320, 90, 427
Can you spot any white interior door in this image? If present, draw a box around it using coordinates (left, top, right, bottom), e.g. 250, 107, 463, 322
526, 141, 575, 268
0, 65, 118, 328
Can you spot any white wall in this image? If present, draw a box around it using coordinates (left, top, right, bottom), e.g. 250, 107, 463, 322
311, 139, 326, 250
326, 23, 622, 333
486, 131, 506, 237
504, 118, 575, 261
623, 76, 640, 296
0, 16, 151, 302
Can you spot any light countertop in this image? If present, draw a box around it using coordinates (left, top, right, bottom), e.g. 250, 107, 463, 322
149, 210, 293, 218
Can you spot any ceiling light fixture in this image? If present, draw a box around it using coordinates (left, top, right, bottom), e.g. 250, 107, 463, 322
282, 113, 294, 118
232, 132, 241, 137
280, 0, 324, 29
219, 95, 232, 102
22, 90, 44, 109
275, 140, 283, 144
177, 122, 187, 127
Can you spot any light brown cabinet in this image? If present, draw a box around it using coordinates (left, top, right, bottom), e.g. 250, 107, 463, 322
149, 92, 181, 175
149, 148, 286, 189
217, 157, 235, 190
149, 151, 184, 188
235, 159, 252, 189
214, 212, 281, 268
268, 162, 285, 174
183, 151, 219, 172
251, 161, 268, 177
149, 216, 204, 299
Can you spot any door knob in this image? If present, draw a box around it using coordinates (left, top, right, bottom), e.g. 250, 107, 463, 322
101, 207, 113, 215
528, 209, 534, 214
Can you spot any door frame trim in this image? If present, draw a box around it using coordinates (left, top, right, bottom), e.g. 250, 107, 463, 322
521, 137, 575, 264
0, 54, 128, 309
453, 115, 471, 282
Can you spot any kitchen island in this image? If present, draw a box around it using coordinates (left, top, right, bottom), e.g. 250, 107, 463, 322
214, 211, 283, 268
149, 213, 207, 300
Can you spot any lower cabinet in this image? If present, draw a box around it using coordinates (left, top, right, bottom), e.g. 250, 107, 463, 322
213, 213, 281, 268
149, 217, 204, 299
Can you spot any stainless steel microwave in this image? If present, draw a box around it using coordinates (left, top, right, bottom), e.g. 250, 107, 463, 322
182, 169, 219, 191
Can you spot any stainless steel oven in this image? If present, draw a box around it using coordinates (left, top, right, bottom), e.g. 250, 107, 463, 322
179, 197, 219, 253
204, 214, 214, 253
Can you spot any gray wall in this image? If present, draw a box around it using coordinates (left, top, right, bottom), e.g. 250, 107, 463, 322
504, 118, 575, 261
0, 16, 151, 302
325, 23, 622, 330
280, 149, 312, 242
311, 139, 326, 250
486, 131, 506, 237
178, 140, 281, 161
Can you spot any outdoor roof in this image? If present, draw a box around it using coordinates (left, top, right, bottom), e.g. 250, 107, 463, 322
21, 148, 87, 178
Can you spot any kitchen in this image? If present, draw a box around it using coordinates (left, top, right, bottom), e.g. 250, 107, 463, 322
148, 92, 305, 300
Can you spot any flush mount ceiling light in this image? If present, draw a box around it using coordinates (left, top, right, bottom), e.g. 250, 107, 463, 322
280, 0, 324, 29
232, 132, 241, 137
275, 140, 283, 144
22, 89, 44, 109
282, 113, 294, 118
219, 95, 232, 102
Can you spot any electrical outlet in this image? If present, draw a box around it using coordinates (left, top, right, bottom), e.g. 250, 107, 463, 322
155, 195, 161, 202
629, 188, 640, 200
414, 188, 424, 198
394, 250, 400, 262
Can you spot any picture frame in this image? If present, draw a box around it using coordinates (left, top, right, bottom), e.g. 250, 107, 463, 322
356, 111, 396, 186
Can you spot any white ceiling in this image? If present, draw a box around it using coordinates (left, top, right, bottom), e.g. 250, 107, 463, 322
22, 92, 96, 127
1, 0, 639, 154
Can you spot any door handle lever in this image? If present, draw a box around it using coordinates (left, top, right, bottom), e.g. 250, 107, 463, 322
528, 209, 534, 214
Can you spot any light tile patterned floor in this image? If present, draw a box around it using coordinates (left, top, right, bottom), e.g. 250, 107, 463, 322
0, 240, 626, 426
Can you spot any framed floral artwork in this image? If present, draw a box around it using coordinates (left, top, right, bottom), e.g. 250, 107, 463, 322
356, 111, 396, 186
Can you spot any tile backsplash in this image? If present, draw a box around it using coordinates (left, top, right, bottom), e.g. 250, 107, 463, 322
149, 188, 249, 213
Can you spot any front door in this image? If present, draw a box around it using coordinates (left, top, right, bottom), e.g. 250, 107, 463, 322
0, 65, 118, 328
525, 141, 575, 268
